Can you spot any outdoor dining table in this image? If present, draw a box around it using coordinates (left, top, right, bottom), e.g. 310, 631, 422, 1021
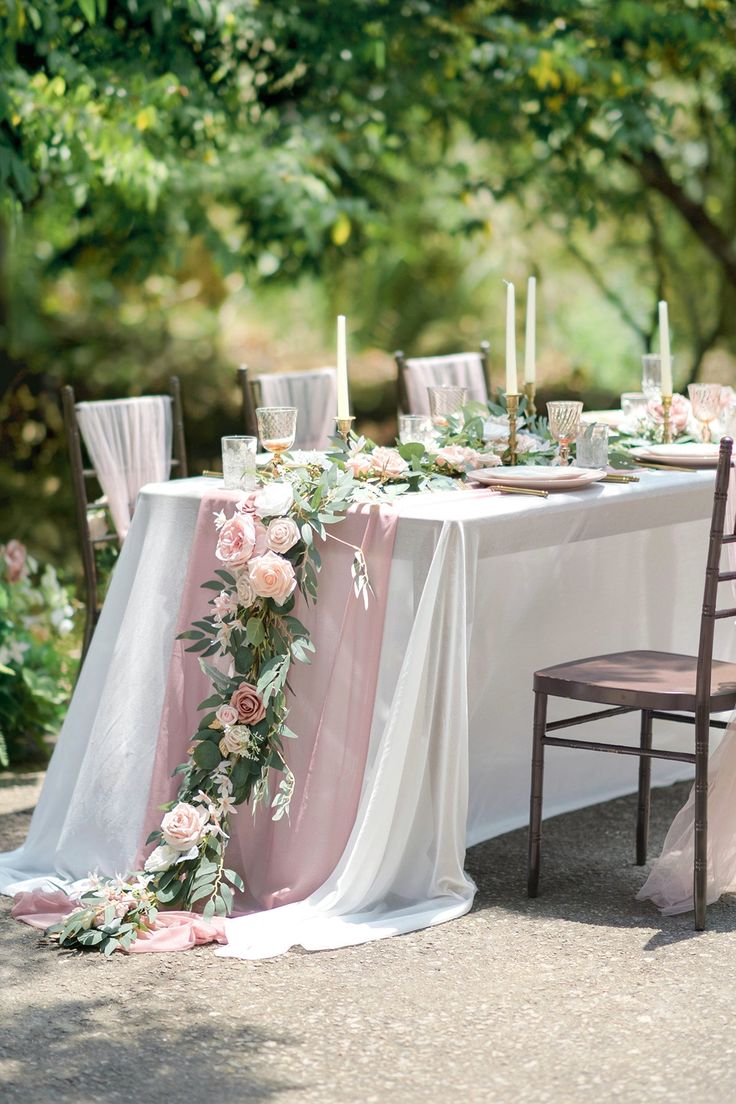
2, 468, 732, 958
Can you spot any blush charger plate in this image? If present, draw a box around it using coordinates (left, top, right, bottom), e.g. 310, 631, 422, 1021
630, 443, 721, 469
468, 466, 607, 492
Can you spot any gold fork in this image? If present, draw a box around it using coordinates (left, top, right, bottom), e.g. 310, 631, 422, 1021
488, 484, 549, 498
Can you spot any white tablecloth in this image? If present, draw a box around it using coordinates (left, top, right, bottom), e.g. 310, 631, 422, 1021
2, 469, 730, 957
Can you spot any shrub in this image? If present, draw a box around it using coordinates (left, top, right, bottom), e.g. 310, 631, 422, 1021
0, 541, 78, 768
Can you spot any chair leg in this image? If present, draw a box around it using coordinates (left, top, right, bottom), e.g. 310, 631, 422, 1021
694, 714, 709, 931
528, 691, 548, 898
636, 709, 652, 866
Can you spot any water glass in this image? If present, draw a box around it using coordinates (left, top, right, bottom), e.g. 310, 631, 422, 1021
427, 385, 467, 426
687, 383, 722, 443
575, 423, 609, 469
641, 355, 662, 399
399, 414, 435, 448
221, 436, 257, 490
620, 392, 648, 419
256, 407, 297, 462
547, 400, 584, 465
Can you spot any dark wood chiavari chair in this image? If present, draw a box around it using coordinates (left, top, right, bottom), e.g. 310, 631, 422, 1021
62, 377, 188, 663
394, 342, 491, 415
238, 365, 259, 439
528, 436, 736, 929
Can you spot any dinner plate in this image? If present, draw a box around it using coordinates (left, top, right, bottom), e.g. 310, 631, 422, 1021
468, 467, 607, 492
630, 443, 720, 469
474, 464, 590, 482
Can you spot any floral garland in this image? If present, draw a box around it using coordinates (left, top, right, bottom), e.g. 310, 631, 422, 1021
49, 416, 556, 955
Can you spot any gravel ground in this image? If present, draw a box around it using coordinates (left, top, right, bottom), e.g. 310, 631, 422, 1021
2, 770, 735, 1104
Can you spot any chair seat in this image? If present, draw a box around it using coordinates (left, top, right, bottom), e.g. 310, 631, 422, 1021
534, 650, 736, 712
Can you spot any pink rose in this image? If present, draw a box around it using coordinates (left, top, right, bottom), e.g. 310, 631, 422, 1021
647, 394, 690, 433
3, 540, 26, 583
160, 802, 210, 852
266, 516, 300, 554
248, 551, 297, 605
369, 447, 409, 480
346, 452, 373, 477
235, 570, 255, 607
215, 703, 239, 727
434, 445, 483, 471
230, 681, 266, 725
215, 512, 267, 566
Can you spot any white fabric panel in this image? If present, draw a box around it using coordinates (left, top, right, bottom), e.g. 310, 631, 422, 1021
404, 353, 488, 414
76, 396, 172, 539
1, 470, 729, 954
255, 369, 337, 450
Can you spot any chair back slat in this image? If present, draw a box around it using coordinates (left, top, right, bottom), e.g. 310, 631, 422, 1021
394, 343, 491, 415
62, 378, 188, 666
696, 436, 734, 706
240, 367, 338, 450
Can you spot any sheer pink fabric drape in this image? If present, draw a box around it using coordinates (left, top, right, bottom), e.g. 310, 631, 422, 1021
76, 396, 172, 539
256, 369, 337, 450
637, 475, 736, 914
404, 353, 488, 414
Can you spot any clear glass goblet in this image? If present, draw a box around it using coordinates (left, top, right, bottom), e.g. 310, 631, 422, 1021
256, 406, 297, 464
687, 383, 722, 443
547, 400, 584, 465
399, 414, 435, 447
427, 385, 467, 427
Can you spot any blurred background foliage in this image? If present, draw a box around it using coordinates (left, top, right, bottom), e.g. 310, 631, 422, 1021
2, 0, 736, 572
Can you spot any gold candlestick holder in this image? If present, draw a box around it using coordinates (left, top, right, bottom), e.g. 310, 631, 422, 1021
335, 416, 355, 444
662, 394, 673, 444
523, 380, 537, 419
506, 392, 520, 466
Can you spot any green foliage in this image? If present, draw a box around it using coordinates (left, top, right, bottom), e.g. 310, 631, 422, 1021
0, 543, 78, 766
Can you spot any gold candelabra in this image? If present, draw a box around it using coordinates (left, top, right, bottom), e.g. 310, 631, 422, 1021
335, 416, 355, 443
523, 381, 537, 419
662, 394, 673, 444
506, 392, 520, 466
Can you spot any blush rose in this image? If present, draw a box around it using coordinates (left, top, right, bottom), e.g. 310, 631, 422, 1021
248, 551, 297, 605
160, 802, 210, 852
215, 703, 239, 727
369, 447, 409, 479
266, 516, 300, 554
215, 512, 267, 567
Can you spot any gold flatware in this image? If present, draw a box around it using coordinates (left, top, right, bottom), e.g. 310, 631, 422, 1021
202, 470, 223, 478
601, 473, 640, 483
488, 484, 549, 498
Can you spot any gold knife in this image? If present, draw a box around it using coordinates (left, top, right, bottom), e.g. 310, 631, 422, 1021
634, 461, 693, 474
488, 484, 549, 498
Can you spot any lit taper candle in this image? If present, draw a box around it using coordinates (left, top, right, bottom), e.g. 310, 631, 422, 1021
658, 300, 673, 396
336, 314, 350, 419
524, 276, 536, 385
504, 280, 518, 394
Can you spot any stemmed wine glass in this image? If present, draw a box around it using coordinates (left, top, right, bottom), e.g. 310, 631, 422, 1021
687, 384, 722, 443
256, 407, 298, 464
547, 401, 583, 465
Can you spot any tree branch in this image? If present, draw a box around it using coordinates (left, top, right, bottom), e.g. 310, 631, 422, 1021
625, 149, 736, 287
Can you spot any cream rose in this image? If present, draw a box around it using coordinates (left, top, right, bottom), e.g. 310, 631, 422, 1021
266, 516, 300, 554
434, 445, 483, 471
219, 725, 252, 758
3, 540, 27, 583
234, 570, 256, 608
369, 447, 409, 479
215, 703, 239, 727
144, 843, 179, 873
253, 482, 294, 518
248, 551, 297, 605
230, 682, 266, 725
215, 511, 267, 566
160, 802, 210, 852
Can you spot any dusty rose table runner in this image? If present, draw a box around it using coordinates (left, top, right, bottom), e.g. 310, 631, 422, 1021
14, 490, 399, 948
